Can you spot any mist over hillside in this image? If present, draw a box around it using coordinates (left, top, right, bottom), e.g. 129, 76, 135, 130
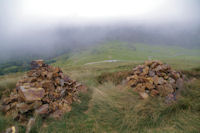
1, 0, 200, 64
0, 22, 200, 63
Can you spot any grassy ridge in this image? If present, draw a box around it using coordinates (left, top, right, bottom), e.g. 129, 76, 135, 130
0, 42, 200, 132
54, 41, 200, 69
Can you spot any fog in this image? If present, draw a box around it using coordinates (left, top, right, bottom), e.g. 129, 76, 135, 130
0, 0, 200, 63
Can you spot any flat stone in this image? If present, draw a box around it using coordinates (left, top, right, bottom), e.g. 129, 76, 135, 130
30, 101, 42, 109
18, 86, 45, 103
26, 118, 35, 133
35, 104, 49, 115
16, 103, 30, 113
31, 60, 44, 69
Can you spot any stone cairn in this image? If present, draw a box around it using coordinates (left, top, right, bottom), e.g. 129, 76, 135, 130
0, 60, 86, 122
127, 60, 184, 100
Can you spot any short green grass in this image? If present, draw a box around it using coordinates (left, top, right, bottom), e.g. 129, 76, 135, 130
0, 42, 200, 132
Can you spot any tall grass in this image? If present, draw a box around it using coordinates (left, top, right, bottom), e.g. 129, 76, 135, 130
0, 61, 199, 132
88, 81, 200, 133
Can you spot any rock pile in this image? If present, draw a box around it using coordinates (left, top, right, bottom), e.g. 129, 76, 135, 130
0, 60, 86, 122
127, 60, 184, 99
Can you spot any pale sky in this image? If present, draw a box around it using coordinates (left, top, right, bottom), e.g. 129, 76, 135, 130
19, 0, 165, 20
2, 0, 199, 24
0, 0, 199, 34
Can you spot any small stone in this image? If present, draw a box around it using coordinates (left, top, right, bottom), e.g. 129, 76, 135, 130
35, 104, 49, 115
153, 76, 159, 85
150, 89, 159, 96
31, 60, 44, 69
144, 82, 155, 90
16, 103, 30, 113
157, 77, 166, 85
26, 118, 35, 133
148, 70, 155, 77
139, 92, 149, 99
5, 126, 17, 133
141, 66, 149, 76
30, 101, 42, 109
134, 83, 145, 92
1, 105, 10, 112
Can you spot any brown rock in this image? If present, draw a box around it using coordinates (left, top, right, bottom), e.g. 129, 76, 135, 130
157, 84, 174, 97
31, 60, 44, 69
41, 80, 55, 90
18, 86, 45, 103
134, 83, 145, 92
153, 76, 159, 85
30, 101, 42, 109
139, 92, 149, 99
35, 104, 49, 115
144, 82, 155, 90
1, 105, 11, 112
141, 66, 149, 76
157, 77, 166, 85
164, 84, 174, 94
55, 78, 61, 85
47, 73, 53, 80
16, 103, 30, 113
26, 118, 35, 133
128, 79, 137, 87
148, 70, 155, 77
150, 89, 159, 96
41, 71, 48, 78
49, 110, 64, 119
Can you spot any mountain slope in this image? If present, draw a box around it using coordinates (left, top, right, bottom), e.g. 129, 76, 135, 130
54, 41, 200, 70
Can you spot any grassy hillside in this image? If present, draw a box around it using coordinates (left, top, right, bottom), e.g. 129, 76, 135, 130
0, 42, 200, 133
54, 41, 200, 70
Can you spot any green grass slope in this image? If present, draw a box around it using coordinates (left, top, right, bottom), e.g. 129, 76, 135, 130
54, 41, 200, 70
